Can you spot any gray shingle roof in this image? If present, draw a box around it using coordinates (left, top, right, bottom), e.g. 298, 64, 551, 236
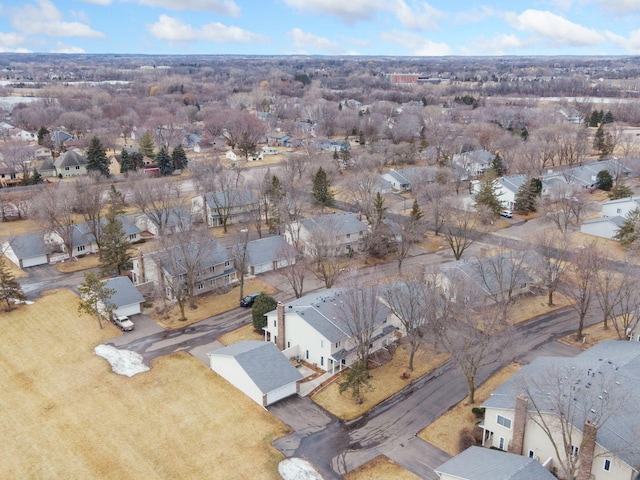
244, 235, 295, 267
435, 446, 556, 480
582, 215, 626, 228
301, 212, 367, 237
54, 150, 87, 168
202, 190, 258, 208
5, 231, 55, 259
210, 341, 302, 393
482, 341, 640, 469
103, 276, 144, 308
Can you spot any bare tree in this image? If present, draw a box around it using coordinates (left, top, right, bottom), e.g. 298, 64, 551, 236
565, 245, 599, 341
129, 175, 183, 234
0, 141, 35, 185
72, 174, 108, 247
276, 246, 308, 299
419, 182, 452, 236
611, 265, 640, 340
32, 185, 77, 257
306, 223, 346, 289
230, 228, 251, 301
534, 229, 570, 307
443, 209, 482, 261
540, 182, 589, 233
592, 260, 624, 330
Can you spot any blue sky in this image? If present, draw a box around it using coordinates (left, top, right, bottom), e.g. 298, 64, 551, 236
1, 0, 640, 56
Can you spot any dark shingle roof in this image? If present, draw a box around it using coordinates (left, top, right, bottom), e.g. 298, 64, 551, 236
103, 276, 144, 308
244, 236, 295, 267
5, 231, 55, 259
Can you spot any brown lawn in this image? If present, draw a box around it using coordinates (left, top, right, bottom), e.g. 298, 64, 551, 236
218, 323, 264, 345
151, 277, 277, 329
312, 344, 450, 421
344, 455, 421, 480
557, 321, 623, 350
54, 253, 101, 273
1, 254, 27, 279
0, 218, 43, 236
1, 288, 288, 480
568, 231, 629, 263
507, 292, 573, 326
419, 363, 521, 456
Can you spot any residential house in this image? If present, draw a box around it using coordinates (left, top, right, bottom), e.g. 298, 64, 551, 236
54, 149, 88, 177
262, 289, 402, 373
242, 236, 296, 275
191, 190, 260, 228
435, 446, 556, 480
2, 231, 56, 268
134, 206, 193, 236
481, 341, 640, 480
600, 195, 640, 218
452, 149, 494, 177
130, 239, 237, 300
579, 216, 626, 240
36, 158, 57, 178
284, 212, 368, 256
381, 165, 440, 192
0, 161, 20, 187
101, 276, 145, 318
494, 174, 529, 210
49, 130, 73, 148
208, 341, 303, 407
225, 150, 263, 163
319, 139, 351, 153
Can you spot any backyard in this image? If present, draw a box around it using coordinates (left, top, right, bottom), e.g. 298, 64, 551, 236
1, 289, 289, 479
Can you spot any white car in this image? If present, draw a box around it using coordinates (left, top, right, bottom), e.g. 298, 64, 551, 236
500, 210, 513, 218
112, 315, 134, 332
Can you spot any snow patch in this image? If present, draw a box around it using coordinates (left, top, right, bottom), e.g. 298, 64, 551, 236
94, 344, 150, 377
278, 458, 323, 480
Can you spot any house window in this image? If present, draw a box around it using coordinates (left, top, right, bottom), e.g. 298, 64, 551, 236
603, 459, 611, 471
498, 437, 505, 450
335, 341, 341, 348
210, 266, 215, 273
497, 415, 512, 429
346, 233, 351, 239
129, 234, 137, 240
224, 260, 230, 267
77, 245, 86, 252
287, 341, 290, 348
617, 208, 622, 214
65, 166, 70, 171
305, 350, 309, 360
570, 445, 579, 458
528, 450, 535, 458
273, 320, 276, 327
320, 356, 324, 366
320, 340, 324, 348
197, 283, 204, 290
75, 165, 80, 170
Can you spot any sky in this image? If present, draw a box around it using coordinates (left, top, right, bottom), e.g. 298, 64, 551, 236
1, 0, 640, 56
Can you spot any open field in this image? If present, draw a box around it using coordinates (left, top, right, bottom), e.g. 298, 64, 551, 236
1, 288, 288, 479
344, 455, 421, 480
419, 363, 521, 456
150, 277, 277, 329
312, 343, 450, 421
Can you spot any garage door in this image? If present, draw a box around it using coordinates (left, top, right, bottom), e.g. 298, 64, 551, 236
22, 255, 49, 268
266, 383, 297, 405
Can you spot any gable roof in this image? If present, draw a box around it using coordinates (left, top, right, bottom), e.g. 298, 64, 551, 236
496, 174, 528, 194
301, 212, 367, 237
581, 215, 626, 228
201, 190, 259, 209
4, 231, 55, 259
435, 446, 556, 480
103, 276, 144, 308
209, 341, 302, 393
244, 235, 295, 267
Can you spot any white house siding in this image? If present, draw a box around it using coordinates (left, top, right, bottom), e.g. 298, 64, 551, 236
266, 383, 297, 405
113, 303, 141, 318
601, 198, 640, 218
209, 355, 264, 406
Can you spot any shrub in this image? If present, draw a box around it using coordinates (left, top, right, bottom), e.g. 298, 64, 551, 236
471, 407, 485, 418
458, 427, 478, 453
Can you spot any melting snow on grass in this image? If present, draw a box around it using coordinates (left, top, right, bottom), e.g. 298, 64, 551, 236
278, 458, 323, 480
94, 344, 150, 377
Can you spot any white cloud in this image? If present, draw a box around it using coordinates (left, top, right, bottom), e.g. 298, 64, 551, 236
148, 15, 267, 43
137, 0, 241, 16
461, 34, 527, 55
0, 32, 26, 48
605, 29, 640, 53
380, 30, 453, 55
51, 42, 87, 54
288, 28, 344, 54
283, 0, 442, 30
81, 0, 112, 5
12, 0, 105, 38
583, 0, 640, 14
505, 9, 604, 47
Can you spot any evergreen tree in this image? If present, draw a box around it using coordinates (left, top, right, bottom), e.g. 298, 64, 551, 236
251, 293, 277, 332
372, 192, 386, 231
27, 168, 43, 186
596, 170, 613, 191
37, 126, 49, 145
514, 176, 541, 213
78, 272, 115, 329
130, 151, 144, 170
409, 198, 424, 221
156, 147, 173, 176
139, 131, 155, 159
338, 360, 373, 404
474, 176, 502, 217
491, 153, 506, 177
99, 186, 132, 276
589, 110, 602, 127
609, 182, 633, 200
119, 149, 132, 174
614, 208, 640, 247
171, 145, 188, 170
311, 167, 335, 207
593, 124, 613, 159
266, 175, 284, 234
0, 256, 26, 312
602, 110, 614, 124
86, 136, 110, 177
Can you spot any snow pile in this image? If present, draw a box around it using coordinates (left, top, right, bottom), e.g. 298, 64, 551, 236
94, 344, 150, 377
278, 458, 323, 480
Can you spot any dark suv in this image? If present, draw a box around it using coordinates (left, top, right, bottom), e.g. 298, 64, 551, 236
240, 292, 260, 308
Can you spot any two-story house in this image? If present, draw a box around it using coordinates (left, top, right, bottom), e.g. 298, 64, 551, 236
262, 289, 401, 374
284, 212, 368, 256
191, 190, 260, 228
481, 341, 640, 480
53, 149, 88, 177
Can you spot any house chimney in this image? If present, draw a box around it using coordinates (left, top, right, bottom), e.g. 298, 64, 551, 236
577, 420, 597, 480
276, 302, 285, 350
508, 395, 528, 455
201, 194, 208, 225
137, 248, 145, 284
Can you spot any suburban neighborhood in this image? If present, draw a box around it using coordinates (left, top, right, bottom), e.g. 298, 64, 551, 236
3, 53, 640, 480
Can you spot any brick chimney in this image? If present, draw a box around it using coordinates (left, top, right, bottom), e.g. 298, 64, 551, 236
276, 302, 285, 350
508, 395, 528, 455
577, 420, 597, 480
136, 248, 145, 283
201, 194, 208, 225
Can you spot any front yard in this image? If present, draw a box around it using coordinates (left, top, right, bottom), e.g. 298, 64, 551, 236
1, 289, 289, 479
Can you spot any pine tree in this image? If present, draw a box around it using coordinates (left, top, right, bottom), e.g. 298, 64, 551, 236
372, 192, 386, 231
593, 124, 613, 159
78, 272, 115, 329
609, 182, 633, 200
614, 208, 640, 247
119, 149, 132, 174
596, 170, 613, 191
0, 256, 27, 311
86, 136, 110, 177
491, 153, 506, 177
130, 151, 144, 170
99, 186, 132, 276
475, 176, 502, 217
338, 360, 373, 404
514, 176, 541, 213
311, 167, 335, 207
37, 126, 49, 145
156, 147, 173, 176
139, 131, 155, 159
602, 110, 614, 124
409, 199, 423, 221
266, 175, 284, 234
171, 145, 188, 170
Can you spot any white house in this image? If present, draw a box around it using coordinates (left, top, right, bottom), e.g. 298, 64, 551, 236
208, 341, 303, 407
2, 232, 55, 268
579, 216, 625, 240
600, 195, 640, 218
481, 341, 640, 480
242, 236, 296, 275
191, 190, 260, 228
452, 149, 494, 177
284, 212, 368, 256
263, 289, 402, 374
101, 276, 145, 317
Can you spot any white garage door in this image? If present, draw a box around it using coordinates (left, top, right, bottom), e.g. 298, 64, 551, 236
252, 263, 272, 275
266, 382, 297, 405
22, 255, 49, 268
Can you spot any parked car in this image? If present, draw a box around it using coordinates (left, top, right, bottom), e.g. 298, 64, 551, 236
500, 210, 513, 218
240, 292, 260, 308
112, 314, 134, 332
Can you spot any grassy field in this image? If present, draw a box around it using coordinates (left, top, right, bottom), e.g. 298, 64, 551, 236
344, 456, 421, 480
218, 323, 263, 345
419, 363, 521, 456
1, 289, 289, 479
312, 343, 450, 421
